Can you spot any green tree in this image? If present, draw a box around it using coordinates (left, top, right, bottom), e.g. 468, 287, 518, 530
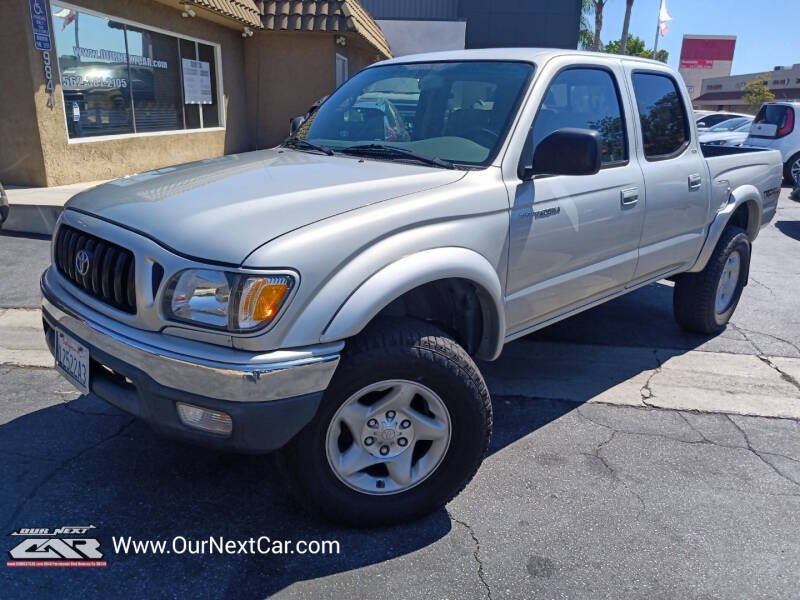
579, 0, 596, 50
742, 74, 775, 107
605, 34, 669, 63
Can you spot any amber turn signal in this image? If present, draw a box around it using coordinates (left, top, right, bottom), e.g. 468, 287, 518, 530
237, 276, 291, 329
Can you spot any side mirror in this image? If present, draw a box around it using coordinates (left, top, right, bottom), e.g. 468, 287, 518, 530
288, 115, 306, 137
520, 128, 602, 179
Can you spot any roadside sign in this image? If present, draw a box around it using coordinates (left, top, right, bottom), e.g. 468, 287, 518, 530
29, 0, 51, 51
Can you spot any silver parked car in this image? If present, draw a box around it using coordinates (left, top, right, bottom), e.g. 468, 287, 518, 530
696, 111, 750, 132
699, 117, 753, 146
42, 49, 783, 525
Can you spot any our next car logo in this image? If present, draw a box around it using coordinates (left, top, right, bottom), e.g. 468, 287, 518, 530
74, 249, 91, 277
7, 525, 106, 568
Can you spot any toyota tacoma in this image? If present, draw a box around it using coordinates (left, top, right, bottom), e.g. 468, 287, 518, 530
42, 49, 783, 525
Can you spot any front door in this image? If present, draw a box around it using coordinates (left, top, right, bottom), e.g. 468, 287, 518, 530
505, 63, 645, 333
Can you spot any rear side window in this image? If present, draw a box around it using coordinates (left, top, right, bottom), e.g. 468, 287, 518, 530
631, 73, 690, 159
532, 68, 628, 165
752, 104, 795, 138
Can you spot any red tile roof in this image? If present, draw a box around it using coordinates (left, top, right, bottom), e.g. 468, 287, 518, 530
262, 1, 391, 58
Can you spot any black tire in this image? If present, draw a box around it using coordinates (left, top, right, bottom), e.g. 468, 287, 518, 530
276, 318, 492, 526
673, 225, 750, 335
785, 152, 800, 186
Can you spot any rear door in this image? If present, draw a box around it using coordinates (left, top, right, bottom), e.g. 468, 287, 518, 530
625, 66, 708, 282
504, 57, 645, 332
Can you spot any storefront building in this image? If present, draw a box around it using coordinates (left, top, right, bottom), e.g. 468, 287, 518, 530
0, 0, 391, 187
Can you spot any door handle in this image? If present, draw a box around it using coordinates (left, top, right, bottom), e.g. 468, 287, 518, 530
620, 187, 639, 207
688, 174, 703, 191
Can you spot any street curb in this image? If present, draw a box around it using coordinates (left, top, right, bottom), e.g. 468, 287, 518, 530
1, 204, 63, 236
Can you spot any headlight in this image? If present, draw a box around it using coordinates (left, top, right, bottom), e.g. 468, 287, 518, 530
164, 269, 294, 332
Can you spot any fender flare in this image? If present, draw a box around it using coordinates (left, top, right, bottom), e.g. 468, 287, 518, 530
320, 247, 506, 360
687, 184, 762, 273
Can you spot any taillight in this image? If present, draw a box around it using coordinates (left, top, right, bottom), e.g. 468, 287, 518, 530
777, 108, 795, 138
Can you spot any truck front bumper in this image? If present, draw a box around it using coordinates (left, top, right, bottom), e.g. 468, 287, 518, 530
41, 271, 341, 453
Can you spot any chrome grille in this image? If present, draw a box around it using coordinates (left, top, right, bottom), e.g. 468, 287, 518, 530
54, 225, 136, 313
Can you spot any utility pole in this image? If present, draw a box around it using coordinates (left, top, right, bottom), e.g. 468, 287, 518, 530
653, 2, 660, 54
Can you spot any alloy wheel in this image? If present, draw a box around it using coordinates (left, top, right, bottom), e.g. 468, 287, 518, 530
325, 379, 452, 495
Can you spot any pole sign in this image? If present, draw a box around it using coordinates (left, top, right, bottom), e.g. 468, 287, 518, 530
29, 0, 52, 51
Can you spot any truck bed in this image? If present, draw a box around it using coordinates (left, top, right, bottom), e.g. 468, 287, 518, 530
701, 143, 783, 228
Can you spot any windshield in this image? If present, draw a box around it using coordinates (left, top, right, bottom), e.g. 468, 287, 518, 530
301, 61, 535, 166
709, 117, 749, 132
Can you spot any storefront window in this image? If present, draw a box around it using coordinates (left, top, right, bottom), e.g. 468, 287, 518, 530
198, 43, 220, 128
50, 3, 222, 139
125, 25, 183, 133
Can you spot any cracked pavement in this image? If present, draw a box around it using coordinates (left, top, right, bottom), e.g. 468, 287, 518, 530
1, 189, 800, 598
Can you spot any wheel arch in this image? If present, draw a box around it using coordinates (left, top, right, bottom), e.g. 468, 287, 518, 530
320, 248, 506, 360
687, 184, 761, 273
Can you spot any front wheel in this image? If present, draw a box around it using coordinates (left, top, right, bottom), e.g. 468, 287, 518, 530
277, 318, 492, 526
673, 225, 750, 335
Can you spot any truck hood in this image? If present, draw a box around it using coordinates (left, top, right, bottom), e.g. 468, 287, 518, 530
66, 148, 465, 265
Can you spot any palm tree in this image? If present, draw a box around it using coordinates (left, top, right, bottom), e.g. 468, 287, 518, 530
591, 0, 608, 52
620, 0, 634, 55
579, 0, 595, 49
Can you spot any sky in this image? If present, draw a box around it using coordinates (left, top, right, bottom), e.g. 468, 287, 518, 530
593, 0, 800, 75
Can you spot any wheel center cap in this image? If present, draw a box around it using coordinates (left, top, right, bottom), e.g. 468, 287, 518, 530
379, 428, 397, 441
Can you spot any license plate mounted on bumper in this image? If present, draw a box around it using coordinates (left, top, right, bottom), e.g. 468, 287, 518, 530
55, 329, 90, 394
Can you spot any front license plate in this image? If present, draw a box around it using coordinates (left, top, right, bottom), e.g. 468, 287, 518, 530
55, 329, 90, 395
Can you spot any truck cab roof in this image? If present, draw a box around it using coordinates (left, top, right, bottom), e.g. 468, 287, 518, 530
376, 47, 669, 68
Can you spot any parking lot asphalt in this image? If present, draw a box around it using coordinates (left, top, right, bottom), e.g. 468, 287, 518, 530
1, 188, 799, 599
0, 231, 51, 308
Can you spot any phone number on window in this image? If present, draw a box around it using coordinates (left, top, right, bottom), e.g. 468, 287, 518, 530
61, 75, 128, 89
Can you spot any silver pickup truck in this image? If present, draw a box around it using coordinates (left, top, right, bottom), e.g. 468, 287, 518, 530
41, 49, 783, 525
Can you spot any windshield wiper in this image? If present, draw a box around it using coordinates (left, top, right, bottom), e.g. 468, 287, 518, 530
340, 144, 455, 169
283, 136, 333, 156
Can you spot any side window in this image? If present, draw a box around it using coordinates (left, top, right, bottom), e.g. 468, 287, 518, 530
532, 68, 628, 165
631, 73, 690, 159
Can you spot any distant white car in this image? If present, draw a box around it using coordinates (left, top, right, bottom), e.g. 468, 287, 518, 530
699, 117, 753, 147
745, 101, 800, 184
696, 111, 750, 132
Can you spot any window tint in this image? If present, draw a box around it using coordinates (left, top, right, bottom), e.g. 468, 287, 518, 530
632, 73, 690, 159
125, 26, 183, 133
532, 68, 627, 165
198, 43, 220, 127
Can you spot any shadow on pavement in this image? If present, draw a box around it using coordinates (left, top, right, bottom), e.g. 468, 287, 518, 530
0, 230, 52, 241
1, 283, 711, 597
775, 220, 800, 242
0, 396, 452, 598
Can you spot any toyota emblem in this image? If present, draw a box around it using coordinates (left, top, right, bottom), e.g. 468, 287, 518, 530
75, 249, 91, 277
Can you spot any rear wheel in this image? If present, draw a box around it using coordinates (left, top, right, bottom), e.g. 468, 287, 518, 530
673, 225, 750, 334
785, 152, 800, 185
277, 318, 492, 526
